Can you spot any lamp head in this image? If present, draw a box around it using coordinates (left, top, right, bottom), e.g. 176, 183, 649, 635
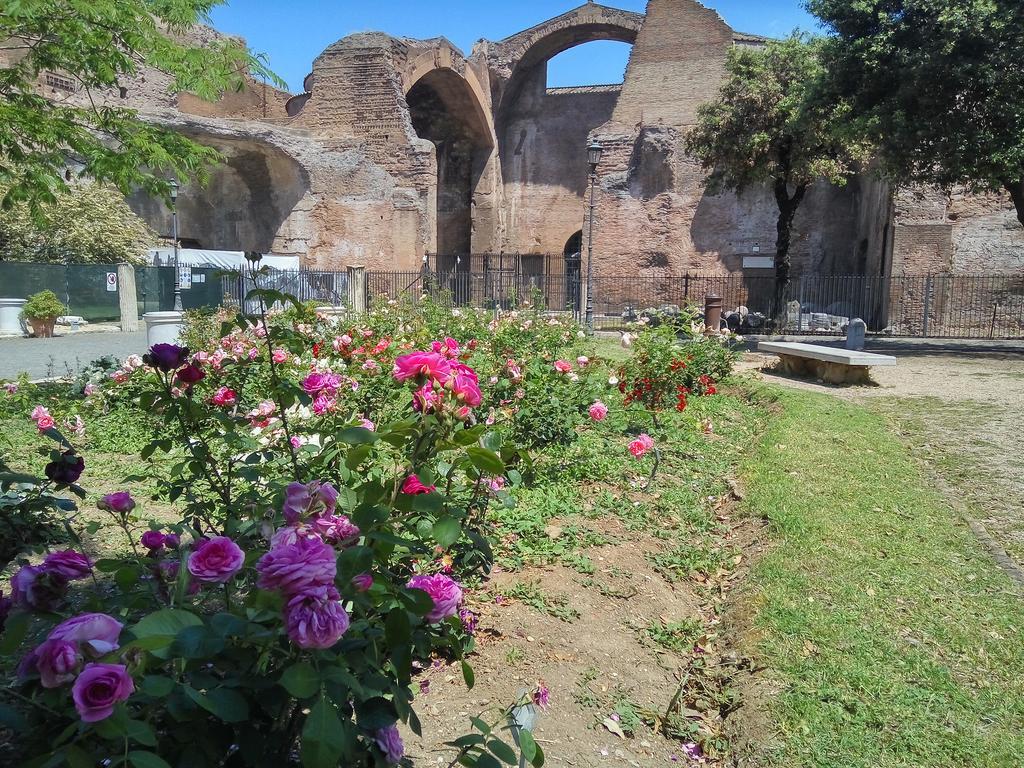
169, 180, 179, 203
244, 251, 263, 266
586, 140, 603, 170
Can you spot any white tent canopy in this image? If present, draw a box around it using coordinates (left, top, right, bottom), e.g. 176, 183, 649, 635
147, 249, 300, 271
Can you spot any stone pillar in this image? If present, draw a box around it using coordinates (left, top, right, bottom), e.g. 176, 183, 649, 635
846, 318, 866, 351
348, 265, 367, 314
704, 293, 723, 335
117, 263, 139, 332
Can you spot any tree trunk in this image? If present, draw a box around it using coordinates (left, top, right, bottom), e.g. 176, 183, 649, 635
1003, 179, 1024, 228
772, 178, 807, 329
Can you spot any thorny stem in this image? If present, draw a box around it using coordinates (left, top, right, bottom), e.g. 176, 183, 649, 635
250, 268, 303, 481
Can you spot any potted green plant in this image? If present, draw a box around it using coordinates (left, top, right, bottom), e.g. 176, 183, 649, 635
22, 290, 66, 338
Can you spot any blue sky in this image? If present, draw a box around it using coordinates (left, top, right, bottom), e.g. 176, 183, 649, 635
209, 1, 819, 93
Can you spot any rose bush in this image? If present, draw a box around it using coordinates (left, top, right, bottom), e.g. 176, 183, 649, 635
0, 285, 567, 768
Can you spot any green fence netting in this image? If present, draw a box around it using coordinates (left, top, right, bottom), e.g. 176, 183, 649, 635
0, 263, 226, 322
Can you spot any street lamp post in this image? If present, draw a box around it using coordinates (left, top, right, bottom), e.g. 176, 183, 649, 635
170, 180, 182, 312
584, 140, 603, 335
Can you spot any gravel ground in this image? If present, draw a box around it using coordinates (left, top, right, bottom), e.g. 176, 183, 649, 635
742, 344, 1024, 575
0, 331, 148, 380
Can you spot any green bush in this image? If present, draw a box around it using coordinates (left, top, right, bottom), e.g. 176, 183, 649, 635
22, 289, 66, 319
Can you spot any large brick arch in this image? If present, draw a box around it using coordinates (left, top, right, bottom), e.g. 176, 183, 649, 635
487, 2, 644, 114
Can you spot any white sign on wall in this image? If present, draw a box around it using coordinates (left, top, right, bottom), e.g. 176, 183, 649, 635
178, 266, 193, 290
105, 273, 117, 292
742, 255, 775, 270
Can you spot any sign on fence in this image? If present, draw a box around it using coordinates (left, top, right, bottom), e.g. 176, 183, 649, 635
105, 273, 117, 292
178, 266, 193, 290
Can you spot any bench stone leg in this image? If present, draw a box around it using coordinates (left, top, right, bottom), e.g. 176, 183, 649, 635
817, 361, 871, 385
778, 354, 813, 377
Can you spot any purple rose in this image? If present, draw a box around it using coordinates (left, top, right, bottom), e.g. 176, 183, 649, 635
140, 530, 166, 552
375, 723, 405, 765
284, 586, 350, 649
187, 536, 245, 584
351, 572, 373, 592
310, 513, 360, 545
98, 491, 135, 514
283, 481, 312, 524
45, 450, 84, 485
283, 480, 339, 524
33, 639, 82, 688
406, 574, 463, 623
144, 343, 189, 372
175, 363, 205, 385
459, 608, 478, 635
48, 613, 123, 656
256, 536, 336, 596
71, 663, 134, 722
11, 564, 67, 611
43, 550, 93, 580
164, 533, 180, 549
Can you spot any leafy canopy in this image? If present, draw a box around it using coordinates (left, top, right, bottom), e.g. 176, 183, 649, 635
0, 181, 157, 264
0, 0, 283, 211
809, 0, 1024, 223
685, 34, 864, 195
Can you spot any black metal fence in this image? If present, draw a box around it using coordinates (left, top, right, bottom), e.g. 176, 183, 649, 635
221, 269, 349, 312
365, 269, 1024, 339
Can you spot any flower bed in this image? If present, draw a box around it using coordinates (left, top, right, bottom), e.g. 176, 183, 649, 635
0, 292, 738, 767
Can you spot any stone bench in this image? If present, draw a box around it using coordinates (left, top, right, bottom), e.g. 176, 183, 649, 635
758, 342, 896, 384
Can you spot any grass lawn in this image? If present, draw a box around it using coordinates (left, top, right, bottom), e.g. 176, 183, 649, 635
735, 383, 1024, 767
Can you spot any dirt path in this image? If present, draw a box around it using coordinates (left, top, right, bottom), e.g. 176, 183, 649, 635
740, 349, 1024, 572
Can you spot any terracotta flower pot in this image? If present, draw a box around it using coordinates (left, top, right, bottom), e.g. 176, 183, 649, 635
29, 316, 58, 338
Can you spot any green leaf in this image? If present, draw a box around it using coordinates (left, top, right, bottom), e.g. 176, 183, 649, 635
0, 611, 30, 654
140, 675, 175, 698
128, 751, 172, 768
337, 427, 378, 445
184, 686, 249, 723
280, 662, 320, 699
301, 696, 346, 768
466, 446, 504, 475
131, 609, 202, 660
124, 719, 157, 747
345, 444, 373, 470
462, 661, 475, 690
62, 745, 95, 768
432, 516, 462, 549
470, 716, 492, 735
518, 730, 539, 764
487, 738, 518, 765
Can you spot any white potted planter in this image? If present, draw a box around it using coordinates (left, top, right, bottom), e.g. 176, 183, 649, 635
0, 298, 27, 334
143, 311, 184, 346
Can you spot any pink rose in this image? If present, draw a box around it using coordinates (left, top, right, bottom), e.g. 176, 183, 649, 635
588, 401, 609, 421
312, 393, 336, 415
272, 348, 289, 364
48, 613, 123, 656
71, 663, 134, 722
412, 383, 441, 414
30, 405, 50, 421
33, 639, 82, 688
36, 414, 56, 431
352, 572, 373, 592
553, 360, 573, 374
448, 363, 482, 407
406, 573, 463, 623
43, 550, 92, 580
360, 418, 376, 431
257, 535, 336, 596
284, 586, 351, 649
577, 356, 590, 366
210, 387, 237, 407
401, 475, 435, 495
393, 351, 452, 384
98, 491, 135, 514
187, 536, 245, 584
628, 433, 655, 459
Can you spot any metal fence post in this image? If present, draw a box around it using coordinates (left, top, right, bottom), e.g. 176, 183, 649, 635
922, 274, 933, 337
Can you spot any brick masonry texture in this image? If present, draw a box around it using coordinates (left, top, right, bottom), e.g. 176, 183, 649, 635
9, 1, 1022, 275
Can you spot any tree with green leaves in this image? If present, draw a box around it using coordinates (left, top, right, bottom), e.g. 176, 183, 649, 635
0, 0, 282, 211
809, 0, 1024, 227
685, 34, 866, 294
0, 180, 156, 263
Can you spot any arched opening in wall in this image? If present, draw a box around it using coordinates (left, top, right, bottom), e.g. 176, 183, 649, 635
406, 69, 493, 263
563, 230, 583, 313
545, 40, 632, 88
496, 24, 637, 256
